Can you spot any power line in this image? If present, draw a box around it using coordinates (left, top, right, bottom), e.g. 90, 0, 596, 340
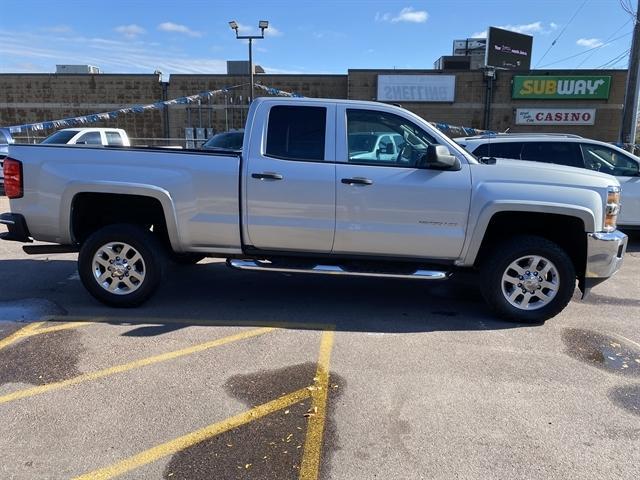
535, 0, 590, 67
575, 17, 632, 68
596, 48, 631, 69
537, 31, 632, 68
620, 0, 636, 17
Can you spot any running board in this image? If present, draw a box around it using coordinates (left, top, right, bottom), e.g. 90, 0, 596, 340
227, 259, 449, 280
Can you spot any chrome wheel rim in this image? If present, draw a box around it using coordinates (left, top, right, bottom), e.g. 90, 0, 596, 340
92, 242, 146, 295
501, 255, 559, 311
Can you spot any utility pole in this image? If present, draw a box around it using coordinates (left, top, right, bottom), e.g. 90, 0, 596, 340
620, 1, 640, 151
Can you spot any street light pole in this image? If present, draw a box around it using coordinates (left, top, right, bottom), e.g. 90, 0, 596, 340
229, 20, 269, 103
248, 37, 253, 103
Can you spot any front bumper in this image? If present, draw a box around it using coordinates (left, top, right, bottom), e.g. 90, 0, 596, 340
0, 212, 32, 243
585, 230, 627, 282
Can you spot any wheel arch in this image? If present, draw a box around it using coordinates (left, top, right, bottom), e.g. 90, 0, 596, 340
63, 183, 181, 251
462, 205, 591, 278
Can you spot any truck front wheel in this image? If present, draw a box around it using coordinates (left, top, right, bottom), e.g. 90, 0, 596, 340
480, 235, 575, 323
78, 224, 166, 307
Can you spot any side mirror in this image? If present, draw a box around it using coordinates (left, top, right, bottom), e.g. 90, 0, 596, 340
419, 145, 461, 171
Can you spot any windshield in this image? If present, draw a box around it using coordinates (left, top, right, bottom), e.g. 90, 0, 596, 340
41, 130, 78, 144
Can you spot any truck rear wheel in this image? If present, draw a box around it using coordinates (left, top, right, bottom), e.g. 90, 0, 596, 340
480, 235, 575, 323
78, 224, 166, 307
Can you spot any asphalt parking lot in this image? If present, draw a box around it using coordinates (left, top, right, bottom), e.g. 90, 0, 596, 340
1, 195, 639, 479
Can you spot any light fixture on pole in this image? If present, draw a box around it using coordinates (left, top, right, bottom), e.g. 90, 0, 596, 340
229, 20, 269, 103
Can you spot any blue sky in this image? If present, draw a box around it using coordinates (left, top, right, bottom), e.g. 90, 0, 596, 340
0, 0, 635, 77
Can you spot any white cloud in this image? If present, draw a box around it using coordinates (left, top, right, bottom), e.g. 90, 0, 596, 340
550, 22, 559, 29
376, 7, 429, 23
576, 37, 604, 48
157, 22, 202, 37
472, 21, 547, 38
264, 25, 282, 37
0, 30, 221, 74
115, 24, 146, 39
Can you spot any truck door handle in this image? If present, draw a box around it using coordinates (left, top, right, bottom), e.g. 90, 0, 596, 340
252, 172, 283, 181
341, 177, 373, 186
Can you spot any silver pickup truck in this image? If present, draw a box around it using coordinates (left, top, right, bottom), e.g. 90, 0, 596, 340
0, 97, 628, 323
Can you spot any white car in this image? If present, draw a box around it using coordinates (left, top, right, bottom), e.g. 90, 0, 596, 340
455, 134, 640, 228
348, 132, 405, 163
41, 128, 130, 147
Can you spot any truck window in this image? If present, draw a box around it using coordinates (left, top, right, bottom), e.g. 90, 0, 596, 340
266, 106, 326, 161
76, 131, 102, 145
105, 132, 124, 146
472, 142, 522, 160
346, 109, 435, 167
580, 143, 640, 176
521, 142, 583, 168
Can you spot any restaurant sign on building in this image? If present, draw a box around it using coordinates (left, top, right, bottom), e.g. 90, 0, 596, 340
516, 108, 596, 125
512, 75, 611, 100
377, 75, 456, 102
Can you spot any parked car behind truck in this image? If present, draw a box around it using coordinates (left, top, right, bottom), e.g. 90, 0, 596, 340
455, 134, 640, 228
1, 97, 627, 323
41, 128, 130, 147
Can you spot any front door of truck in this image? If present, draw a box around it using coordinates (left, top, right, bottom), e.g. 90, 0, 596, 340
244, 103, 337, 253
333, 106, 471, 259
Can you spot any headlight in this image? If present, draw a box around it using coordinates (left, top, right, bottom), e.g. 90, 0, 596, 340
604, 185, 621, 232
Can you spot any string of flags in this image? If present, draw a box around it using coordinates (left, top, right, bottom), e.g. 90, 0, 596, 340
431, 123, 494, 137
6, 83, 248, 134
254, 83, 304, 97
5, 81, 492, 138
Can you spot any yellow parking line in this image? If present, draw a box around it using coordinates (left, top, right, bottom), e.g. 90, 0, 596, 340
300, 328, 335, 480
59, 315, 334, 332
0, 321, 92, 352
28, 321, 93, 336
72, 387, 311, 480
0, 321, 45, 351
0, 327, 274, 406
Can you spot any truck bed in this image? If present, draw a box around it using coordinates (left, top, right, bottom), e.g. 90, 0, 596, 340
7, 144, 243, 253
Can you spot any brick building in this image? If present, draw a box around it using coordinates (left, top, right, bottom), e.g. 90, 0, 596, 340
0, 69, 627, 143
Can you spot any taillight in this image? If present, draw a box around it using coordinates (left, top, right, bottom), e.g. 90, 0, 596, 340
3, 157, 23, 199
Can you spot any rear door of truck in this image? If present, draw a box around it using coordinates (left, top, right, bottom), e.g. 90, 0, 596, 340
243, 101, 336, 253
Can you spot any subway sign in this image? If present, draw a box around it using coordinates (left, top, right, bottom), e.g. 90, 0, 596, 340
512, 75, 611, 100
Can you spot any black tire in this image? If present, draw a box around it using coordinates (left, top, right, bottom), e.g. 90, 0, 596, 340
78, 224, 166, 307
168, 252, 206, 265
479, 235, 575, 323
